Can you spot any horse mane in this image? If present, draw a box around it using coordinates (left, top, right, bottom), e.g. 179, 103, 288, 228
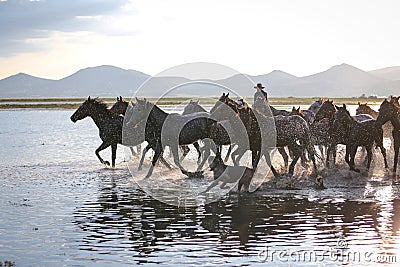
90, 98, 113, 115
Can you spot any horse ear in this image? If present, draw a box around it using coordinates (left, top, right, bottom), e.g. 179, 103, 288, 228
297, 106, 300, 111
358, 102, 360, 105
343, 104, 347, 109
292, 106, 296, 111
226, 92, 229, 97
335, 105, 339, 109
88, 96, 91, 101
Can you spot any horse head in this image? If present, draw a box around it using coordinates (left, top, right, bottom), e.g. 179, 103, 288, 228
377, 99, 399, 127
355, 102, 370, 115
390, 95, 400, 107
70, 96, 102, 122
110, 96, 129, 116
210, 93, 240, 121
334, 104, 353, 125
314, 100, 335, 122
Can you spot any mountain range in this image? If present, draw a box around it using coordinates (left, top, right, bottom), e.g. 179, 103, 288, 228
0, 63, 399, 98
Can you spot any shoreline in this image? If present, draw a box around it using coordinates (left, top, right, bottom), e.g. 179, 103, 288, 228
0, 97, 385, 109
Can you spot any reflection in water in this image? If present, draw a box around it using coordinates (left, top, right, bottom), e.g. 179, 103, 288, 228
72, 172, 400, 265
1, 110, 399, 266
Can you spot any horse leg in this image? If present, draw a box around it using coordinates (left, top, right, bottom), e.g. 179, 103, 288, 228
261, 150, 279, 178
348, 145, 360, 172
180, 145, 190, 162
376, 135, 389, 169
170, 144, 185, 171
137, 143, 142, 156
288, 143, 301, 176
344, 145, 350, 165
138, 144, 151, 171
95, 141, 111, 166
197, 139, 213, 172
193, 142, 202, 162
319, 145, 325, 161
231, 146, 244, 166
129, 147, 137, 157
224, 144, 233, 163
159, 155, 172, 170
306, 144, 318, 173
366, 145, 373, 170
277, 147, 289, 170
145, 142, 162, 178
332, 145, 337, 165
251, 149, 261, 169
393, 130, 400, 173
326, 144, 333, 168
298, 147, 309, 168
111, 143, 117, 168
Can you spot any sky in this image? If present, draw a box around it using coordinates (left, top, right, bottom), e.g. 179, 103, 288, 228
0, 0, 399, 80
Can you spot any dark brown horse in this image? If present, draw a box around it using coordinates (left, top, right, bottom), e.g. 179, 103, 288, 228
332, 104, 388, 172
376, 99, 400, 174
109, 97, 173, 171
70, 97, 123, 168
356, 102, 393, 142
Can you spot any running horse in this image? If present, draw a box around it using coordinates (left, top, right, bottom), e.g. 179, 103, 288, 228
356, 102, 393, 142
109, 97, 171, 171
376, 98, 400, 174
333, 104, 388, 172
125, 98, 217, 178
70, 97, 123, 168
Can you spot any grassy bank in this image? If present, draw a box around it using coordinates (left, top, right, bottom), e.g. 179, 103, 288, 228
0, 97, 385, 109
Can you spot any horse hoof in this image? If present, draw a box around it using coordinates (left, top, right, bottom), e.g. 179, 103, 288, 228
192, 171, 204, 178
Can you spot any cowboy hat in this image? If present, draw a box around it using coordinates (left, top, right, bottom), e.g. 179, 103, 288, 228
254, 83, 265, 89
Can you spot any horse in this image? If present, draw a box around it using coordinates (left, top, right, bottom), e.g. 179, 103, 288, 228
110, 96, 142, 156
376, 99, 400, 173
253, 91, 319, 176
289, 106, 316, 126
308, 98, 324, 114
390, 96, 400, 107
125, 98, 218, 178
181, 100, 215, 162
356, 102, 393, 142
333, 104, 388, 172
203, 152, 255, 193
110, 96, 129, 116
212, 92, 318, 177
109, 97, 172, 171
314, 100, 376, 167
210, 93, 261, 169
182, 99, 208, 114
70, 97, 123, 168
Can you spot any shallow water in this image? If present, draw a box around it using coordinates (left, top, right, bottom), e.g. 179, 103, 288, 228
0, 108, 399, 266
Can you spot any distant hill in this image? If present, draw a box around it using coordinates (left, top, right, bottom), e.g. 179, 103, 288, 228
0, 63, 399, 98
369, 66, 400, 81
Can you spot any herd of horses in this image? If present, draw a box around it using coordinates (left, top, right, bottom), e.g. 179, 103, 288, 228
70, 92, 400, 191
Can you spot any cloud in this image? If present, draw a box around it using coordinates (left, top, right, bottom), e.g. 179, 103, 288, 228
0, 0, 130, 57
